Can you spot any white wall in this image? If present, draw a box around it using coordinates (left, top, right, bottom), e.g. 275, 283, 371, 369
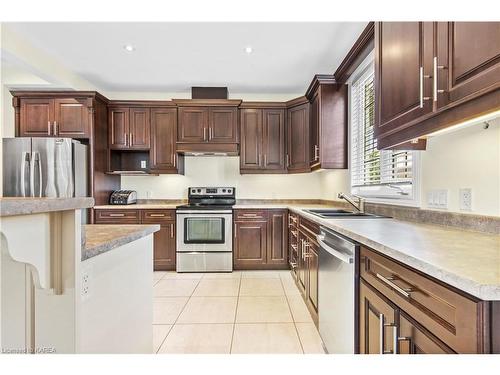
420, 117, 500, 216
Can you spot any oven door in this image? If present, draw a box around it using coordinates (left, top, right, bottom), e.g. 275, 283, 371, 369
176, 211, 233, 253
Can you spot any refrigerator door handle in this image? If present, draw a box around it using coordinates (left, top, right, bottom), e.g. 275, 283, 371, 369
21, 152, 31, 197
30, 152, 42, 197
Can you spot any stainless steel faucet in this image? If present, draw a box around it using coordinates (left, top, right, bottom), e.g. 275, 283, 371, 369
338, 192, 365, 213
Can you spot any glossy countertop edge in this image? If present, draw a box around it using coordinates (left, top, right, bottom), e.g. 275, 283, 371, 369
82, 224, 160, 261
288, 207, 500, 301
94, 204, 180, 209
0, 197, 95, 217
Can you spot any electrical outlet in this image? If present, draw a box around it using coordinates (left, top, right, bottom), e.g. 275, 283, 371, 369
140, 160, 147, 169
427, 189, 448, 209
459, 188, 472, 211
81, 267, 92, 300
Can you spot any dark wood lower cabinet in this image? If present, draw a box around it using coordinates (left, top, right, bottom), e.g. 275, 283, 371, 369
94, 208, 176, 270
233, 209, 288, 270
398, 313, 454, 354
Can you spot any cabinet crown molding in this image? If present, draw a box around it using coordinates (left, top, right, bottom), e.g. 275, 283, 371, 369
305, 74, 338, 100
172, 99, 242, 107
10, 90, 109, 104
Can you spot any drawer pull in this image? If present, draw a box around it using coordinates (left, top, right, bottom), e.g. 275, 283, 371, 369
291, 230, 298, 237
376, 273, 411, 298
242, 213, 258, 217
109, 213, 126, 217
149, 214, 166, 217
289, 262, 297, 269
170, 223, 174, 238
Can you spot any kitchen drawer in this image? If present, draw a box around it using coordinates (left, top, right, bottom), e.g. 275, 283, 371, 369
298, 215, 320, 241
288, 212, 298, 227
234, 209, 268, 221
360, 246, 487, 353
141, 209, 175, 223
94, 209, 140, 223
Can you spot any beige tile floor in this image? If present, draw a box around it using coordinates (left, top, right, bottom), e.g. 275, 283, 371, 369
152, 270, 326, 354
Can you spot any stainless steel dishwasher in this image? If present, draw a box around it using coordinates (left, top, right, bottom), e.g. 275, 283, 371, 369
317, 226, 358, 354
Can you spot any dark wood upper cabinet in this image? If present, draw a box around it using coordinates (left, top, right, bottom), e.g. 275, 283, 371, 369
374, 21, 500, 149
209, 107, 238, 143
240, 108, 263, 170
286, 100, 310, 173
53, 98, 90, 138
262, 109, 285, 171
375, 22, 434, 138
109, 107, 130, 149
305, 75, 348, 170
240, 104, 286, 173
437, 22, 500, 107
177, 107, 209, 143
150, 107, 183, 174
18, 97, 90, 138
128, 107, 150, 149
19, 98, 53, 137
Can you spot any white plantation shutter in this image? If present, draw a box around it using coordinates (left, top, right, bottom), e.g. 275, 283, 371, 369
350, 63, 417, 200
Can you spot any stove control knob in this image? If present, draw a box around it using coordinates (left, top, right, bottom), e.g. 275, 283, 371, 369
197, 189, 201, 193
191, 189, 196, 194
222, 189, 226, 193
227, 189, 232, 194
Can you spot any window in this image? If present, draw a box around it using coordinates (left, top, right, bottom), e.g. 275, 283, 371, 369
349, 55, 420, 205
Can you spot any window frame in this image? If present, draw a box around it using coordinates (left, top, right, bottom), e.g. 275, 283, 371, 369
347, 51, 421, 207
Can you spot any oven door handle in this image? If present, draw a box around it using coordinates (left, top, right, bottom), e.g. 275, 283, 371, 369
316, 234, 353, 264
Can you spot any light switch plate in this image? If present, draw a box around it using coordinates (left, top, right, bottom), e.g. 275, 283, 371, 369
459, 188, 472, 211
427, 189, 448, 209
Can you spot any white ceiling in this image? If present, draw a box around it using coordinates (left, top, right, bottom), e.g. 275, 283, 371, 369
6, 22, 368, 94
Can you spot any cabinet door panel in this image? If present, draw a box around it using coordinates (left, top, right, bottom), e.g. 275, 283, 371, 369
375, 22, 434, 139
19, 98, 53, 136
437, 22, 500, 106
209, 107, 238, 143
398, 313, 454, 354
359, 280, 397, 354
109, 107, 129, 149
297, 232, 307, 293
309, 93, 320, 166
150, 108, 177, 171
178, 107, 208, 142
287, 103, 310, 172
234, 221, 267, 269
240, 109, 262, 170
54, 98, 89, 138
153, 223, 176, 270
129, 108, 150, 149
262, 109, 285, 170
267, 210, 288, 266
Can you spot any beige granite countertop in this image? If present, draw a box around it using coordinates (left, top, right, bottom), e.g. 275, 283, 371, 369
82, 224, 160, 261
0, 197, 94, 217
94, 204, 179, 209
289, 207, 500, 301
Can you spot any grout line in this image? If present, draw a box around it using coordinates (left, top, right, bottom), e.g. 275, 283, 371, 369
280, 273, 305, 354
229, 275, 242, 354
154, 324, 174, 354
156, 277, 202, 353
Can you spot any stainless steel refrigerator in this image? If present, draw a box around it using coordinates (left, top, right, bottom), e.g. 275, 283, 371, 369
2, 138, 89, 219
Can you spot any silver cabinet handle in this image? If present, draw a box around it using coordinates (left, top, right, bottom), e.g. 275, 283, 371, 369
109, 213, 126, 217
48, 121, 51, 136
170, 223, 174, 238
20, 152, 31, 197
242, 213, 258, 217
234, 223, 237, 238
314, 145, 319, 161
419, 67, 432, 108
379, 313, 385, 354
130, 132, 133, 146
286, 154, 290, 167
264, 154, 267, 167
376, 273, 412, 298
124, 133, 128, 147
289, 262, 297, 269
203, 128, 207, 141
209, 127, 213, 140
149, 214, 166, 217
35, 152, 42, 197
433, 56, 446, 102
53, 121, 58, 136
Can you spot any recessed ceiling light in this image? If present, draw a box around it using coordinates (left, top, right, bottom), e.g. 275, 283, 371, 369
244, 46, 253, 54
123, 44, 135, 52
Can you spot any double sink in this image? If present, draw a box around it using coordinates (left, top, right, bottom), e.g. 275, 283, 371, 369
305, 209, 388, 219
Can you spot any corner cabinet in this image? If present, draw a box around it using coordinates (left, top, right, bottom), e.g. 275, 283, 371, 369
286, 98, 310, 173
375, 22, 500, 149
233, 209, 288, 270
239, 104, 286, 173
305, 75, 348, 170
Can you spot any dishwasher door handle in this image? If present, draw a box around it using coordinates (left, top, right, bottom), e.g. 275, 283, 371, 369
316, 234, 354, 264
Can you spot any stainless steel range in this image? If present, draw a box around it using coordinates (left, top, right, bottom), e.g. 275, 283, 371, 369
176, 187, 235, 272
